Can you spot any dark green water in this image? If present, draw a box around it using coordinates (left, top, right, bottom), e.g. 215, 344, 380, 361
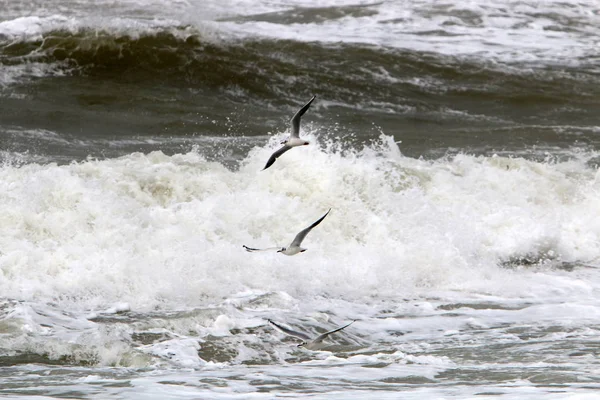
2, 21, 600, 164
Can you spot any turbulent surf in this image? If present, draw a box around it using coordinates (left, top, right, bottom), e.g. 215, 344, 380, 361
1, 0, 600, 398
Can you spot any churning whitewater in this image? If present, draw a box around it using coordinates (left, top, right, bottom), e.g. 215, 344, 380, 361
2, 134, 600, 397
2, 135, 599, 311
2, 134, 600, 342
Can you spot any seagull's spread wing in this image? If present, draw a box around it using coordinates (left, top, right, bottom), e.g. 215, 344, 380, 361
290, 95, 316, 138
262, 145, 292, 171
268, 319, 312, 341
243, 245, 280, 253
290, 209, 331, 248
312, 320, 356, 344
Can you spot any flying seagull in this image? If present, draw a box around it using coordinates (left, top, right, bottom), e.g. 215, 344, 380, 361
243, 209, 330, 256
262, 95, 316, 171
268, 319, 356, 350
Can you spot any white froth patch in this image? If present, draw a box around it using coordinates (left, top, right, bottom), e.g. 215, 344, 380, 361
104, 302, 131, 314
0, 13, 213, 44
0, 136, 599, 312
311, 351, 454, 368
0, 301, 151, 367
0, 16, 65, 38
212, 314, 236, 335
141, 338, 205, 368
0, 63, 70, 88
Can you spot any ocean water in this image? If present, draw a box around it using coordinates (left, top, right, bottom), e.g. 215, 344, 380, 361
1, 1, 600, 398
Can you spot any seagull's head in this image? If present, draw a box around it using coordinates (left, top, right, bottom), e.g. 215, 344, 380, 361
297, 341, 307, 348
277, 247, 286, 253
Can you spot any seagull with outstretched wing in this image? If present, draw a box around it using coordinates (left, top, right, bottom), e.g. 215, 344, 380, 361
268, 319, 356, 350
243, 209, 330, 256
262, 95, 316, 171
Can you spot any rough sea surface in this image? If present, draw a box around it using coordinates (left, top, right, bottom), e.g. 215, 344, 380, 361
1, 1, 600, 398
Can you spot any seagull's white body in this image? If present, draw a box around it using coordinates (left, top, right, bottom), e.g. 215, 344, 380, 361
262, 95, 316, 170
284, 137, 310, 147
279, 246, 304, 256
243, 209, 330, 256
268, 319, 356, 350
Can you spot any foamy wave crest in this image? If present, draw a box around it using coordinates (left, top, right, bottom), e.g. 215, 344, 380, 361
0, 14, 212, 86
1, 135, 599, 312
0, 15, 193, 41
2, 1, 599, 70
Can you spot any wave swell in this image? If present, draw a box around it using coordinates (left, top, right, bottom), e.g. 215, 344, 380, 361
2, 21, 600, 111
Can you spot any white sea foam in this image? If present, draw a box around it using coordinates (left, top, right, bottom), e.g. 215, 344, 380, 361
0, 14, 193, 41
141, 337, 205, 367
1, 134, 600, 397
1, 134, 599, 312
0, 63, 70, 88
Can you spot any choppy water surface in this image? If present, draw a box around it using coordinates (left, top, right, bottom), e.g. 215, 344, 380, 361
1, 1, 600, 398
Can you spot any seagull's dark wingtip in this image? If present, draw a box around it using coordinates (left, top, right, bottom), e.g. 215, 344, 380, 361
262, 159, 275, 170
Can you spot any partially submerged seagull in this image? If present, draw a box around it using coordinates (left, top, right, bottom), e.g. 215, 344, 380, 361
262, 95, 316, 171
268, 319, 356, 350
243, 209, 330, 256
